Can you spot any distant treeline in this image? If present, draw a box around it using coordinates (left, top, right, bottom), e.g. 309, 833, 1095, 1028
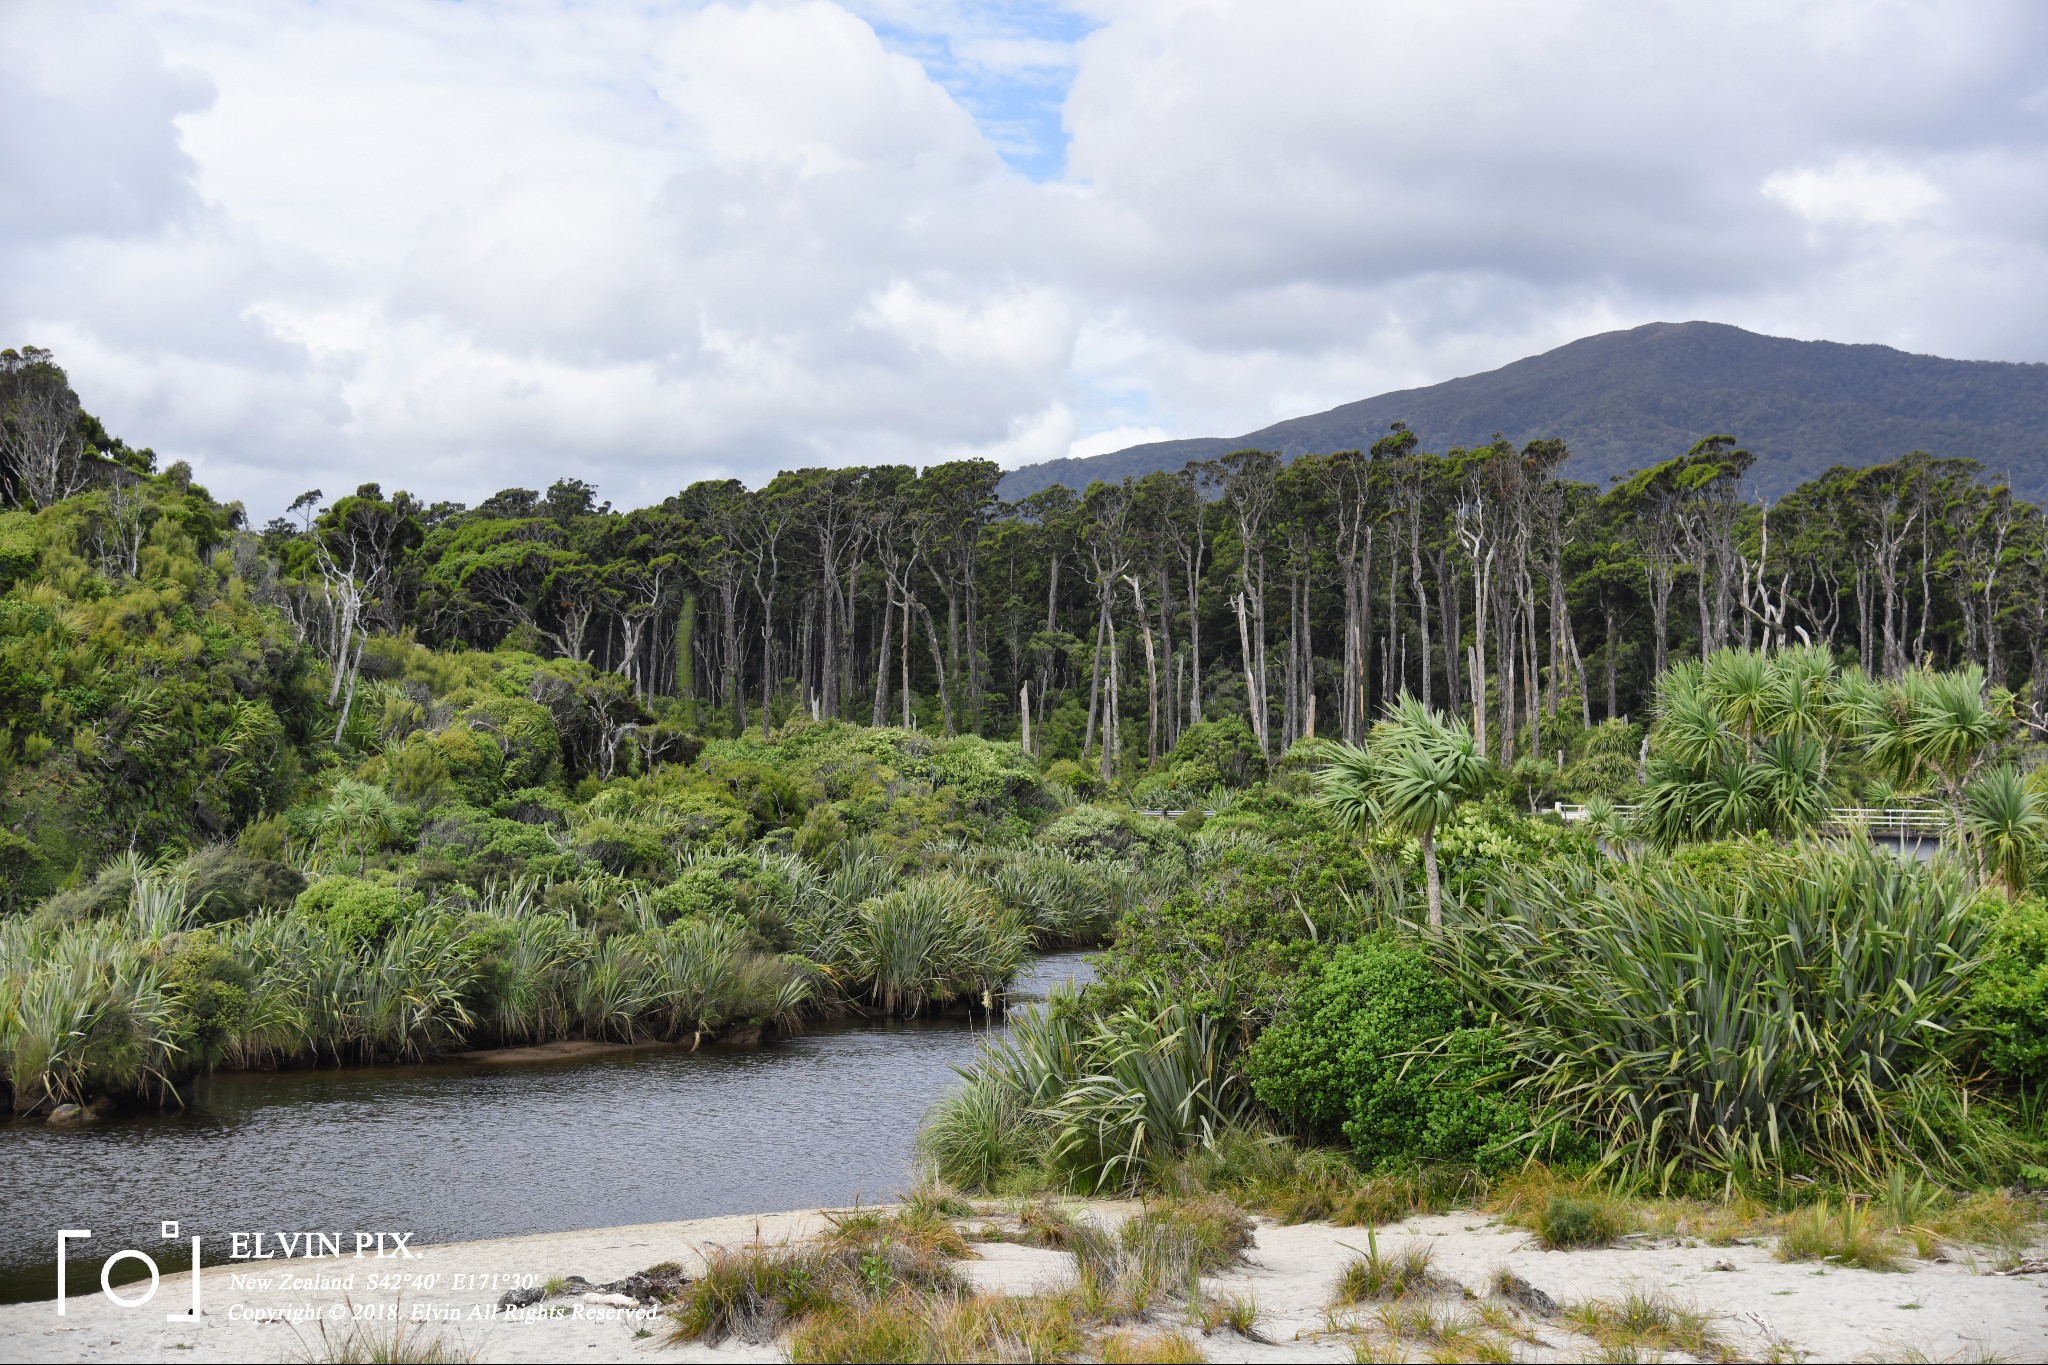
7, 344, 2045, 775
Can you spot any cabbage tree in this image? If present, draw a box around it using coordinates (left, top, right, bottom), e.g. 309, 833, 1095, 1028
1318, 696, 1492, 928
1963, 765, 2044, 899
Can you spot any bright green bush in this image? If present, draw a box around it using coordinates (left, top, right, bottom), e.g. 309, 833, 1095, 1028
925, 734, 1048, 816
571, 815, 670, 876
1159, 718, 1267, 790
1041, 757, 1100, 798
651, 861, 745, 923
163, 929, 254, 1069
792, 802, 847, 863
1968, 893, 2048, 1084
1397, 796, 1600, 900
293, 877, 416, 948
1092, 826, 1374, 1022
1037, 805, 1183, 865
1243, 938, 1526, 1170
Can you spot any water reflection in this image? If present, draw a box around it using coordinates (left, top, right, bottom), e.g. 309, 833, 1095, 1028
0, 951, 1094, 1304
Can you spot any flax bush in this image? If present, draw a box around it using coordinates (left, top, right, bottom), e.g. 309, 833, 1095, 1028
918, 982, 1250, 1194
1436, 840, 2025, 1183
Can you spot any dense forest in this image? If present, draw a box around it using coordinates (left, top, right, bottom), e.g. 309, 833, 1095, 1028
5, 342, 2048, 899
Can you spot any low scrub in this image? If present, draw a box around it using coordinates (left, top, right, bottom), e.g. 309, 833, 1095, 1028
788, 1289, 1088, 1364
1331, 1229, 1445, 1303
668, 1244, 852, 1345
1532, 1192, 1629, 1250
1560, 1289, 1728, 1362
1068, 1197, 1254, 1320
1775, 1200, 1905, 1271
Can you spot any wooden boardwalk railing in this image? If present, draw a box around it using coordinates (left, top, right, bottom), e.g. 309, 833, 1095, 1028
1551, 804, 1952, 838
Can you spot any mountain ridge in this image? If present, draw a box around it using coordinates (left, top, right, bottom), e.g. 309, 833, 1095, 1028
998, 322, 2048, 501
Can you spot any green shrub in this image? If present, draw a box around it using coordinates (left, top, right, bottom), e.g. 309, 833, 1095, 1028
1968, 893, 2048, 1084
571, 816, 669, 875
163, 929, 254, 1069
293, 876, 417, 948
492, 786, 571, 826
650, 861, 745, 923
1399, 797, 1600, 901
1668, 836, 1799, 883
178, 844, 305, 921
1534, 1193, 1624, 1249
926, 734, 1048, 816
1038, 805, 1183, 866
1243, 938, 1527, 1170
1158, 718, 1266, 790
792, 802, 847, 864
1041, 757, 1100, 798
1561, 750, 1639, 801
1092, 827, 1374, 1023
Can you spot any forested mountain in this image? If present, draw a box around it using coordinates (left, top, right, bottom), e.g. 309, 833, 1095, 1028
6, 341, 2048, 902
1001, 322, 2048, 502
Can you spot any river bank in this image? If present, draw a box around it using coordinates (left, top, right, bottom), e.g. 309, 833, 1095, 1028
3, 1198, 2043, 1362
0, 952, 1094, 1307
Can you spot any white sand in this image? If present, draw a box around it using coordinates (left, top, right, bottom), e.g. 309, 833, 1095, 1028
2, 1204, 2044, 1363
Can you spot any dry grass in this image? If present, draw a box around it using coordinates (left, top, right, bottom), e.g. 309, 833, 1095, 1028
787, 1288, 1087, 1364
823, 1203, 973, 1262
1015, 1197, 1083, 1248
1562, 1286, 1731, 1362
1629, 1195, 1773, 1245
1776, 1200, 1906, 1271
676, 1191, 1264, 1361
667, 1243, 846, 1345
1193, 1290, 1260, 1338
1934, 1189, 2038, 1269
1071, 1197, 1256, 1320
1330, 1228, 1450, 1304
288, 1312, 476, 1363
1253, 1155, 1486, 1228
1097, 1326, 1208, 1363
668, 1209, 971, 1348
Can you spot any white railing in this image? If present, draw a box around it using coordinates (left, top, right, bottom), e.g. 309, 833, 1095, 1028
1551, 803, 1951, 837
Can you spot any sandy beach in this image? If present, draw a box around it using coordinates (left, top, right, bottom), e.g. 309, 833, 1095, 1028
2, 1200, 2044, 1363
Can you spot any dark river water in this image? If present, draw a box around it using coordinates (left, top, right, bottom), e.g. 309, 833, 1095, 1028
0, 951, 1095, 1305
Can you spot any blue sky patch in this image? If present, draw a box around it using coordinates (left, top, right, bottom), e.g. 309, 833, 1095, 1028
855, 1, 1094, 180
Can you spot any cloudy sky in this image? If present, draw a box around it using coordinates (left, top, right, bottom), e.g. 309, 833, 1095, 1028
4, 0, 2047, 518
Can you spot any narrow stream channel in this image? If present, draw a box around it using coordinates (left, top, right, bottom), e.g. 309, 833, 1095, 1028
0, 951, 1096, 1305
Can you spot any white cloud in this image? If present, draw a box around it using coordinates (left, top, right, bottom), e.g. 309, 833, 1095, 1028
4, 0, 2047, 518
1763, 156, 1947, 228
